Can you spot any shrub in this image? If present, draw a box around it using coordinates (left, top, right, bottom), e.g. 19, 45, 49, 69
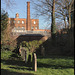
1, 40, 17, 51
20, 40, 43, 53
19, 40, 43, 61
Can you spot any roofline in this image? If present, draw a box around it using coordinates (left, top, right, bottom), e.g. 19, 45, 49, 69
8, 18, 39, 20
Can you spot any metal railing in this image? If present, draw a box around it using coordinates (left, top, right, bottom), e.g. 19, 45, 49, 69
12, 30, 51, 36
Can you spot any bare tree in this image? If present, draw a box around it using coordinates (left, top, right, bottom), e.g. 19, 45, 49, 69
66, 0, 74, 29
56, 0, 74, 29
31, 0, 74, 30
30, 0, 52, 21
31, 0, 59, 38
2, 0, 16, 11
51, 0, 56, 39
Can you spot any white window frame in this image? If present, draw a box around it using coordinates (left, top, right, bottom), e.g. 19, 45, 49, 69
18, 20, 20, 24
35, 27, 37, 29
34, 21, 36, 24
22, 21, 24, 24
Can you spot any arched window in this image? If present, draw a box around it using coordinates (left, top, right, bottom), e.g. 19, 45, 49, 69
34, 21, 36, 24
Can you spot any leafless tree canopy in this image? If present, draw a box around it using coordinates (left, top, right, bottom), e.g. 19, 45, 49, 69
2, 0, 74, 29
30, 0, 74, 29
2, 0, 16, 10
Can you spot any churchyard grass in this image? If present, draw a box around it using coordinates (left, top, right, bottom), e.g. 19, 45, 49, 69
1, 50, 74, 75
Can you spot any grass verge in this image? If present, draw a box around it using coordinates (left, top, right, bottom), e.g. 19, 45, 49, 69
1, 50, 74, 75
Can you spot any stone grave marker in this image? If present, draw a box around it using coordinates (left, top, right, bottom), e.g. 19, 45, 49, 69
41, 45, 45, 56
32, 53, 37, 72
19, 47, 27, 63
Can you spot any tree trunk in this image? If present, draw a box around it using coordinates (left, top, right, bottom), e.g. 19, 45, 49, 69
51, 0, 56, 39
63, 15, 67, 29
68, 6, 71, 29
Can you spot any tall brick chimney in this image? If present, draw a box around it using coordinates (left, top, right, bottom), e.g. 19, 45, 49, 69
16, 13, 19, 18
27, 2, 31, 30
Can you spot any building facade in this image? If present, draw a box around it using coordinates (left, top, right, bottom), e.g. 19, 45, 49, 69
8, 2, 50, 34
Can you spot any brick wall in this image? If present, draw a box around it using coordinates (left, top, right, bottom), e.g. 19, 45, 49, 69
31, 19, 39, 30
27, 2, 31, 30
16, 34, 48, 45
8, 1, 50, 33
9, 18, 26, 29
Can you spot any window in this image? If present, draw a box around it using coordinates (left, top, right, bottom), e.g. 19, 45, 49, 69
35, 27, 37, 29
22, 21, 24, 24
22, 27, 24, 28
31, 27, 34, 29
34, 21, 36, 24
13, 20, 15, 23
18, 20, 20, 23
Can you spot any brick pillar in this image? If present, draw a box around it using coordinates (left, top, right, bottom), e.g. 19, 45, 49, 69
27, 2, 31, 31
16, 13, 19, 18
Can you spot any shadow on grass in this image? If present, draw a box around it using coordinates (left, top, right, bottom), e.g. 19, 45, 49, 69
9, 66, 33, 71
1, 69, 35, 75
9, 53, 20, 58
1, 51, 74, 70
1, 57, 74, 70
37, 55, 74, 69
1, 51, 33, 71
37, 62, 74, 69
1, 59, 33, 68
37, 55, 74, 60
1, 59, 34, 71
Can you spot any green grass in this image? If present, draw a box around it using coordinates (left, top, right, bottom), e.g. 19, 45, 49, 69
1, 50, 74, 75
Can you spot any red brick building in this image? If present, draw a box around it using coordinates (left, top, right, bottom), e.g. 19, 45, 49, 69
8, 2, 50, 34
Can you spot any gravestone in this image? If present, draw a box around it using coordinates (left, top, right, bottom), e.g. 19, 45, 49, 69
20, 48, 25, 60
19, 47, 27, 63
28, 55, 31, 63
32, 53, 37, 72
27, 54, 31, 66
25, 50, 27, 63
19, 48, 21, 54
41, 46, 45, 56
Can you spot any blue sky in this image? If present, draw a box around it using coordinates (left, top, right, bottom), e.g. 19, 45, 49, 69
1, 0, 50, 29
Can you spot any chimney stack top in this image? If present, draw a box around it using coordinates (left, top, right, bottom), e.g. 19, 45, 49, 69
16, 13, 19, 18
27, 1, 30, 3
